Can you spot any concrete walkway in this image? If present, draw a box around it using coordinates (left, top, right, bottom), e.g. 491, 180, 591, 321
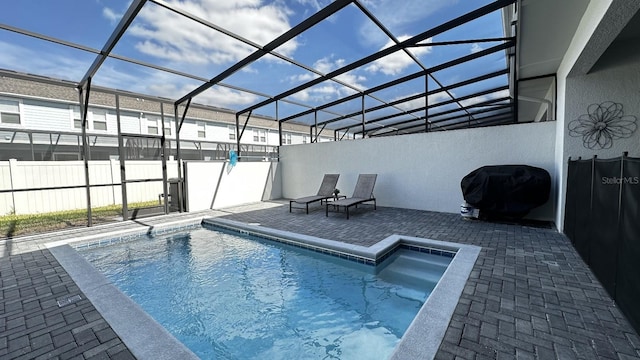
1, 201, 639, 359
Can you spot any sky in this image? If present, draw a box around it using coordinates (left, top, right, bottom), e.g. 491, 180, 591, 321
0, 0, 510, 129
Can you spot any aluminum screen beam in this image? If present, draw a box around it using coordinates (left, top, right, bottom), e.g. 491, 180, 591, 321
437, 114, 514, 131
0, 22, 329, 113
0, 22, 208, 84
149, 0, 386, 117
0, 23, 100, 56
364, 69, 509, 115
367, 111, 512, 136
334, 87, 510, 133
311, 42, 513, 128
79, 0, 148, 87
176, 0, 354, 105
354, 0, 469, 123
429, 101, 512, 125
278, 69, 427, 123
327, 69, 509, 129
239, 0, 516, 116
288, 40, 512, 127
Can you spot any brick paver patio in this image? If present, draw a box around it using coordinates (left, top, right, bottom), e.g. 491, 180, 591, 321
1, 201, 639, 359
0, 250, 134, 359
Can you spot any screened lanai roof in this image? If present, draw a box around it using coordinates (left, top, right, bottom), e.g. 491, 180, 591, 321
0, 0, 517, 138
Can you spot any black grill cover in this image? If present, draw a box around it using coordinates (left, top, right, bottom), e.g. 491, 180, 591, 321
461, 165, 551, 218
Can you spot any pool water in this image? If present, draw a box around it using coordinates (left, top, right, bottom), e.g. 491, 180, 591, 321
80, 227, 452, 359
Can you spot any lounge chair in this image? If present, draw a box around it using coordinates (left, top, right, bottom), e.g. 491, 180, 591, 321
289, 174, 340, 214
326, 174, 377, 219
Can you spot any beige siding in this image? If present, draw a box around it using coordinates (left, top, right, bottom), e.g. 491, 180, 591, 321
23, 99, 70, 132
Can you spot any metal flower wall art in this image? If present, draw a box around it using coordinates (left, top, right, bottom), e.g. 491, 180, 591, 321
568, 101, 637, 150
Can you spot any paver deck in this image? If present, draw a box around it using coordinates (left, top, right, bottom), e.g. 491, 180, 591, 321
1, 201, 639, 359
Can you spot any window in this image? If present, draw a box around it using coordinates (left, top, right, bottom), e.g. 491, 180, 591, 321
72, 106, 107, 130
147, 116, 159, 135
93, 109, 107, 131
228, 126, 236, 140
303, 135, 308, 144
197, 121, 206, 138
72, 106, 82, 129
164, 120, 172, 136
0, 99, 21, 124
253, 129, 266, 143
281, 133, 291, 145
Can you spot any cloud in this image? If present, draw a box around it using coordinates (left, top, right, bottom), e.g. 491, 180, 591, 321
0, 41, 88, 81
312, 56, 367, 90
470, 43, 484, 53
392, 91, 451, 111
0, 41, 214, 103
286, 72, 318, 83
358, 0, 457, 45
293, 0, 325, 12
0, 41, 218, 106
313, 56, 344, 74
362, 0, 457, 30
102, 7, 119, 24
286, 56, 367, 103
289, 83, 355, 103
192, 86, 260, 107
120, 68, 258, 107
100, 0, 130, 25
97, 66, 258, 108
94, 65, 156, 92
365, 36, 432, 76
459, 89, 510, 107
335, 72, 367, 90
129, 0, 298, 66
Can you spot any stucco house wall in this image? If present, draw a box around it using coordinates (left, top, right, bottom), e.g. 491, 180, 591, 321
280, 121, 557, 221
554, 0, 640, 231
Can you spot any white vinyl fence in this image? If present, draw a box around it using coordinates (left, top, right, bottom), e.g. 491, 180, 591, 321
0, 159, 178, 215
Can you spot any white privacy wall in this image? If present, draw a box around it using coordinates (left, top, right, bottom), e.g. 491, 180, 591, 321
184, 161, 281, 211
280, 122, 557, 220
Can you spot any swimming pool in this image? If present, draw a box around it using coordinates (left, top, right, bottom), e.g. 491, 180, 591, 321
47, 217, 480, 359
79, 224, 452, 359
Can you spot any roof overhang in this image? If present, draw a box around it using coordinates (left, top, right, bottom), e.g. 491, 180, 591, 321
505, 0, 640, 80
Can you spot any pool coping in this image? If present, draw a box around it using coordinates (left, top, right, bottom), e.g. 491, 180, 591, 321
46, 216, 480, 360
48, 244, 199, 360
45, 216, 205, 249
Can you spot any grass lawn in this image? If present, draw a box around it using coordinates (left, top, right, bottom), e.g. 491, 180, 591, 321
0, 201, 159, 239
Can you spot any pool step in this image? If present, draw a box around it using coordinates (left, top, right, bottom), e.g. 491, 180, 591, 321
394, 250, 452, 268
378, 251, 451, 289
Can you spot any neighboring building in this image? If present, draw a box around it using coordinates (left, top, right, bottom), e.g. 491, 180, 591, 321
0, 73, 334, 161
